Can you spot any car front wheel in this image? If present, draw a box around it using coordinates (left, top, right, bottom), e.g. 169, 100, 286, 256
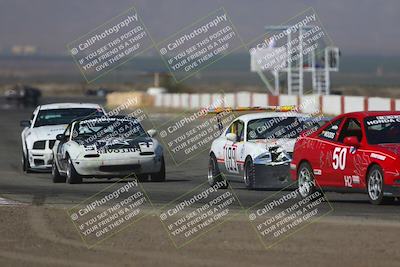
297, 162, 315, 198
52, 162, 66, 183
244, 157, 255, 189
208, 154, 227, 188
367, 165, 392, 205
150, 157, 166, 182
66, 157, 82, 184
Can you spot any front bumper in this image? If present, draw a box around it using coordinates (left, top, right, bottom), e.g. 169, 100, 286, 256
28, 149, 53, 170
254, 163, 294, 189
383, 185, 400, 197
72, 155, 162, 176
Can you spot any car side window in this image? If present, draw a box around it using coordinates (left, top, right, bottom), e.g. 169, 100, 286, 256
236, 121, 244, 142
318, 118, 343, 141
225, 120, 244, 142
338, 118, 363, 142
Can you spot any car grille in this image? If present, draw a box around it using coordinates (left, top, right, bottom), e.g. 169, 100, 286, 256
34, 159, 45, 165
140, 152, 154, 156
33, 140, 46, 149
49, 140, 56, 149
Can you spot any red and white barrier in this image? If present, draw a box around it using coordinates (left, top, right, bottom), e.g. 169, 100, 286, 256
252, 93, 269, 108
321, 95, 341, 115
223, 93, 235, 108
343, 96, 365, 113
300, 95, 320, 114
368, 97, 391, 111
279, 95, 298, 106
237, 91, 251, 107
154, 92, 399, 115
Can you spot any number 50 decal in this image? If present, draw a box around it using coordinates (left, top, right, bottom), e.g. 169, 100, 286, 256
332, 147, 347, 170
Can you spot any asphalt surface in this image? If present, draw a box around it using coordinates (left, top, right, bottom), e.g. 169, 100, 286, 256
1, 96, 400, 222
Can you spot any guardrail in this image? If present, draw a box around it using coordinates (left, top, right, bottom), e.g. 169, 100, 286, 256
108, 91, 399, 115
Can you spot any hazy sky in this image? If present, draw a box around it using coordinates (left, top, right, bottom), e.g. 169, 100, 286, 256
0, 0, 399, 56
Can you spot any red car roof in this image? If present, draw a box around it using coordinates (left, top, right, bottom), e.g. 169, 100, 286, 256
338, 111, 400, 119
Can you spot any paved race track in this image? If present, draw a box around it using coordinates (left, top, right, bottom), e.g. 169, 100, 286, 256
1, 96, 400, 221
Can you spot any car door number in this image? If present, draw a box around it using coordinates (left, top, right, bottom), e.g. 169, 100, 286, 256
224, 146, 238, 173
332, 147, 347, 170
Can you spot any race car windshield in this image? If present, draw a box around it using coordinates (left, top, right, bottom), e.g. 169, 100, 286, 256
364, 115, 400, 144
73, 120, 146, 141
247, 117, 321, 140
34, 108, 103, 127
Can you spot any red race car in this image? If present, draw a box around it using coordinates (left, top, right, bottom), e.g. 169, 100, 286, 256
291, 111, 400, 204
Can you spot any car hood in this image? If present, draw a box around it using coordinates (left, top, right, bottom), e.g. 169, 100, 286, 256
28, 125, 68, 140
77, 136, 156, 152
248, 138, 296, 153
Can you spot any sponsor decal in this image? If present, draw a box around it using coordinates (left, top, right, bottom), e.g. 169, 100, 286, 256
365, 115, 400, 126
322, 131, 335, 139
98, 147, 140, 154
370, 153, 386, 161
352, 175, 360, 184
344, 175, 360, 187
313, 169, 322, 175
290, 163, 296, 170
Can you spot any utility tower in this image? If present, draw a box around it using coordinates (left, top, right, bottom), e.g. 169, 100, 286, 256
250, 25, 339, 95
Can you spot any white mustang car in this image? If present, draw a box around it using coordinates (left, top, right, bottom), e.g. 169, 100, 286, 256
20, 103, 106, 172
208, 109, 327, 189
51, 116, 165, 184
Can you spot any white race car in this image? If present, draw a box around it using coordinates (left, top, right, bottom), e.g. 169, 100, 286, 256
208, 108, 327, 189
51, 116, 165, 184
20, 103, 106, 172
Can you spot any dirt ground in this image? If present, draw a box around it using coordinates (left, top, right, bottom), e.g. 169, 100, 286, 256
0, 205, 399, 267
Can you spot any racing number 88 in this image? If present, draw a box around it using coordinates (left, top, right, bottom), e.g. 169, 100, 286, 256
332, 147, 347, 170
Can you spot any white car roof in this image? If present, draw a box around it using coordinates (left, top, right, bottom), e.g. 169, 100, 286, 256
236, 112, 309, 123
79, 117, 137, 124
39, 103, 102, 110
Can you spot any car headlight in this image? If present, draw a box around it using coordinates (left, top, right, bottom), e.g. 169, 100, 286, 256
268, 146, 291, 162
33, 140, 46, 149
254, 152, 272, 164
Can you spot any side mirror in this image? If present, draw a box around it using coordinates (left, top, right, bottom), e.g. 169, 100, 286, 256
226, 133, 237, 142
20, 120, 31, 127
147, 129, 157, 137
56, 134, 66, 141
344, 136, 360, 147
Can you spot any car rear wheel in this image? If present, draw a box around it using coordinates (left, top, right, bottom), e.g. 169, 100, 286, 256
151, 157, 166, 182
208, 154, 228, 188
52, 162, 66, 183
297, 162, 315, 198
66, 157, 82, 184
244, 157, 256, 189
367, 165, 392, 205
